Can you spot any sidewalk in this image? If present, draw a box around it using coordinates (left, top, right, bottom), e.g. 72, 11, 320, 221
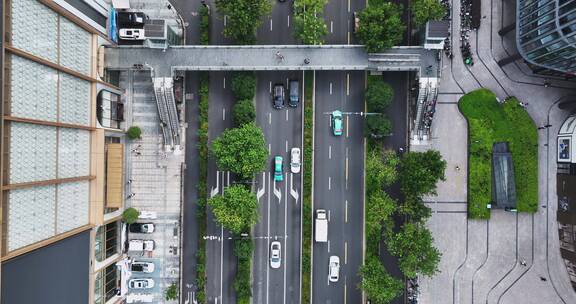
122, 69, 185, 303
415, 0, 576, 301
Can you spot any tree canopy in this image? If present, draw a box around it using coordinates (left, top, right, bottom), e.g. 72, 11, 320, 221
365, 114, 392, 138
359, 255, 404, 304
293, 5, 328, 45
366, 148, 399, 193
208, 185, 259, 234
211, 123, 268, 180
356, 3, 405, 52
215, 0, 271, 44
399, 150, 446, 198
411, 0, 446, 26
231, 72, 257, 100
366, 79, 394, 113
385, 222, 441, 278
233, 99, 256, 127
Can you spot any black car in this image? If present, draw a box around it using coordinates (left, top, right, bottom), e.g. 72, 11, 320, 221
129, 223, 155, 233
273, 84, 285, 109
289, 80, 299, 107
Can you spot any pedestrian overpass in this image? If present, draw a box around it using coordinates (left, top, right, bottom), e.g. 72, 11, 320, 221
104, 45, 439, 77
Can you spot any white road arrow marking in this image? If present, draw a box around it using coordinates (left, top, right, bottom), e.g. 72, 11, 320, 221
210, 171, 220, 198
257, 172, 266, 200
273, 180, 282, 202
290, 174, 299, 203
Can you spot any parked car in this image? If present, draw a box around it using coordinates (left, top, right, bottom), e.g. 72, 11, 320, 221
273, 84, 285, 109
289, 80, 299, 107
274, 156, 284, 181
119, 28, 145, 40
270, 241, 281, 269
290, 147, 301, 174
331, 110, 343, 136
329, 256, 340, 282
129, 278, 155, 289
138, 211, 157, 219
129, 223, 155, 233
128, 240, 155, 252
131, 261, 155, 273
118, 12, 147, 26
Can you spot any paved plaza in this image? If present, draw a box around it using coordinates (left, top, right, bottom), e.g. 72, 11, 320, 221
121, 70, 185, 303
414, 0, 576, 302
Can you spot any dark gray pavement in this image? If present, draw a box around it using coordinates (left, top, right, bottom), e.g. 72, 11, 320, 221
312, 71, 365, 304
253, 71, 303, 304
171, 0, 201, 45
181, 72, 200, 302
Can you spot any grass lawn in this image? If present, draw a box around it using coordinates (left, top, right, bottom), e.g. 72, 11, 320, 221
459, 89, 538, 219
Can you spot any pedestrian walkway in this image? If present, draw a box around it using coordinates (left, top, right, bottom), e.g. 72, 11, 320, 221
121, 70, 185, 303
104, 45, 439, 76
415, 0, 576, 301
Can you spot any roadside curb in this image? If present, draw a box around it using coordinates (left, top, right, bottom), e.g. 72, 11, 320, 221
309, 70, 316, 304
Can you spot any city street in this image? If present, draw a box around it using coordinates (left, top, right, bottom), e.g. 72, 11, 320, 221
312, 71, 365, 304
253, 71, 303, 304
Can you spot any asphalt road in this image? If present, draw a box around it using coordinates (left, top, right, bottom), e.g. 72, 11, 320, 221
205, 72, 237, 304
253, 71, 303, 304
312, 71, 365, 304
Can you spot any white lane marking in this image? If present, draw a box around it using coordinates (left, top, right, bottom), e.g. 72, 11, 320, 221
346, 73, 350, 96
345, 200, 348, 223
344, 277, 347, 304
268, 143, 271, 155
210, 171, 220, 198
286, 109, 289, 121
330, 21, 333, 33
345, 156, 349, 182
269, 81, 272, 93
257, 172, 266, 200
329, 82, 333, 95
328, 240, 331, 253
222, 108, 226, 121
329, 145, 332, 159
224, 15, 227, 27
285, 140, 289, 153
348, 0, 351, 12
347, 31, 351, 44
345, 242, 348, 264
283, 172, 288, 304
223, 77, 226, 89
274, 180, 282, 202
227, 171, 230, 186
290, 173, 299, 202
346, 116, 349, 138
270, 19, 273, 31
266, 171, 271, 304
328, 176, 331, 190
220, 225, 224, 301
287, 15, 290, 27
269, 112, 272, 125
328, 210, 331, 222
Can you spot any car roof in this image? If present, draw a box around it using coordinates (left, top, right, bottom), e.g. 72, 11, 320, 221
333, 110, 342, 117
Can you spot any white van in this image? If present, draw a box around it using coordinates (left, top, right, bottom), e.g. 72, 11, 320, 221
119, 28, 146, 40
128, 239, 155, 252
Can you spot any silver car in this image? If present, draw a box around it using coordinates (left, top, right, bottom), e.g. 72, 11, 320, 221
290, 147, 301, 174
329, 256, 340, 282
270, 241, 281, 269
129, 278, 155, 289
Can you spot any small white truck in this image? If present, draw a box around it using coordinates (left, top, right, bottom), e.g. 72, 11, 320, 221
315, 209, 328, 242
128, 240, 155, 252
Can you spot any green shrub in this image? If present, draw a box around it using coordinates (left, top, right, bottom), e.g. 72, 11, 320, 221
231, 72, 257, 100
165, 282, 178, 301
122, 207, 139, 224
233, 99, 256, 127
127, 126, 142, 140
200, 6, 210, 45
365, 115, 392, 138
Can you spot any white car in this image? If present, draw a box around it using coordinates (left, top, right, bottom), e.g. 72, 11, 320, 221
290, 148, 301, 174
119, 28, 146, 40
128, 239, 155, 252
129, 278, 155, 289
138, 211, 157, 219
131, 261, 155, 273
270, 241, 281, 269
329, 256, 340, 282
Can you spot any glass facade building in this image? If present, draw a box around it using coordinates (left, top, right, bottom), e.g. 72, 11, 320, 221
516, 0, 576, 74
